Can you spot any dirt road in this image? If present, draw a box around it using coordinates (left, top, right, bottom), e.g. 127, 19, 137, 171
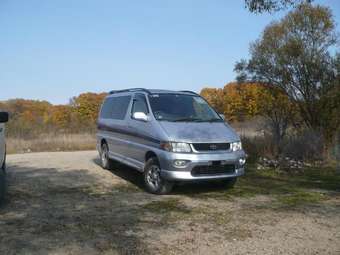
1, 151, 339, 255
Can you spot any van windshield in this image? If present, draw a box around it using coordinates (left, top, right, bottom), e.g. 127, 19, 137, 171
148, 94, 223, 122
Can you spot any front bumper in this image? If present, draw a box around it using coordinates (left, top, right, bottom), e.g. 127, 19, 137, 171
161, 167, 244, 181
158, 150, 246, 181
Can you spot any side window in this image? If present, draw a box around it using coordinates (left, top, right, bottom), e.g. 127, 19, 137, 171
131, 94, 149, 115
111, 96, 131, 120
100, 98, 114, 119
100, 96, 131, 120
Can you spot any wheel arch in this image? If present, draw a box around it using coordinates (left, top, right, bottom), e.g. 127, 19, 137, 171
145, 151, 158, 162
100, 138, 107, 146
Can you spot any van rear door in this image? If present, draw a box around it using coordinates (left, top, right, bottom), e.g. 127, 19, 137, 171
98, 96, 132, 160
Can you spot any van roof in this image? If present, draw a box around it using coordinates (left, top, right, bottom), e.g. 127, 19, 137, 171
109, 88, 199, 96
149, 89, 198, 95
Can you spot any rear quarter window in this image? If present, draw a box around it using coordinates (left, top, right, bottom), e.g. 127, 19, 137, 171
100, 96, 131, 120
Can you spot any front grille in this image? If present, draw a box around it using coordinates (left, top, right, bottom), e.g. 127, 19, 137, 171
192, 143, 230, 151
191, 164, 235, 176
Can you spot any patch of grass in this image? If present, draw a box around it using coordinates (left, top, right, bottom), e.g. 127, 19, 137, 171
210, 212, 233, 225
114, 183, 141, 193
228, 178, 276, 197
188, 165, 339, 208
189, 170, 294, 201
190, 184, 264, 201
276, 191, 326, 207
142, 198, 191, 215
292, 167, 340, 191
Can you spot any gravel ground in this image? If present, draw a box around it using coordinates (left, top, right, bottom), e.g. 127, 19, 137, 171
0, 151, 339, 255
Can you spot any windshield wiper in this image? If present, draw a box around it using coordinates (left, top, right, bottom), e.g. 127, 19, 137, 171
205, 118, 224, 122
173, 117, 202, 122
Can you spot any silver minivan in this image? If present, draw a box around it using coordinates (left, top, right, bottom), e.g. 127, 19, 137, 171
97, 88, 246, 194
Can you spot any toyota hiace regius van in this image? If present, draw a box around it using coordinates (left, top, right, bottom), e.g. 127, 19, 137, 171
97, 88, 246, 194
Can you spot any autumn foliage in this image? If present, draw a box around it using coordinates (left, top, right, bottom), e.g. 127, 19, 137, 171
0, 92, 107, 138
201, 82, 295, 122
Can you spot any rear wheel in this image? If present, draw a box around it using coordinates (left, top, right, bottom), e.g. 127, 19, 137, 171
144, 157, 173, 195
100, 143, 114, 170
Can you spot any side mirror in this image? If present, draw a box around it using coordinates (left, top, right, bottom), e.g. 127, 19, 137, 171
132, 112, 148, 122
0, 112, 9, 123
219, 113, 225, 120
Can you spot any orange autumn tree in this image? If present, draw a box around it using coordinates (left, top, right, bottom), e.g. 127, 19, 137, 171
201, 82, 269, 122
70, 92, 107, 128
200, 88, 224, 113
222, 82, 265, 121
2, 99, 52, 137
49, 105, 73, 130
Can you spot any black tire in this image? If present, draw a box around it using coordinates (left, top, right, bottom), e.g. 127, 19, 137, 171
100, 143, 115, 170
0, 156, 6, 204
144, 157, 173, 195
217, 177, 237, 189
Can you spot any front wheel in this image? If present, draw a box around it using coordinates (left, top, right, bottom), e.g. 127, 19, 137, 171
144, 157, 173, 195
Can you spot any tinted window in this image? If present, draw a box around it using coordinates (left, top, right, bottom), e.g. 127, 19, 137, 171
100, 96, 131, 120
100, 98, 113, 119
131, 93, 149, 115
148, 94, 222, 122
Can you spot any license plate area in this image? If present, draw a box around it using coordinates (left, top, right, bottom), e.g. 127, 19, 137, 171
191, 162, 235, 176
211, 160, 231, 166
212, 161, 222, 166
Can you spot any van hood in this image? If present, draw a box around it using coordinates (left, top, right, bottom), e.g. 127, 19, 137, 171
158, 121, 239, 143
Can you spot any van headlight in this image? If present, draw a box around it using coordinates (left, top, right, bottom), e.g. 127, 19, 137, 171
161, 142, 192, 153
231, 141, 242, 151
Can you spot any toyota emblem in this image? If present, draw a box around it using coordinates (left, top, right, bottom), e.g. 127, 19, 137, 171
210, 144, 218, 150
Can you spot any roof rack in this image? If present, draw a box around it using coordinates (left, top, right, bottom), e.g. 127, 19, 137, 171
109, 88, 151, 95
179, 90, 200, 96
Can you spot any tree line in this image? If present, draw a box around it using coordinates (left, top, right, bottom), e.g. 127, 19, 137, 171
0, 93, 107, 138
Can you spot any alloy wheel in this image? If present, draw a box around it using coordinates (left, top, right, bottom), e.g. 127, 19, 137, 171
146, 165, 161, 190
101, 145, 108, 167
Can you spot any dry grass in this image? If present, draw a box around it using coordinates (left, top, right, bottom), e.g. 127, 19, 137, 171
230, 117, 265, 138
7, 133, 96, 154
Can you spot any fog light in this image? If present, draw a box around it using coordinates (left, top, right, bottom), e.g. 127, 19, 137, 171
239, 158, 246, 166
173, 160, 189, 168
